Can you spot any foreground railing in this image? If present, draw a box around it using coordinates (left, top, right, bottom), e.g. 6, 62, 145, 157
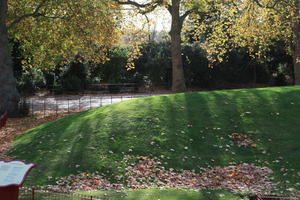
19, 188, 104, 200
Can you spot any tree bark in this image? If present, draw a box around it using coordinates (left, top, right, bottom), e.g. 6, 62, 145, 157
294, 0, 300, 85
0, 0, 20, 116
169, 0, 186, 92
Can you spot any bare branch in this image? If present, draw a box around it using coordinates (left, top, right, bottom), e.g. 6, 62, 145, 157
179, 9, 208, 27
180, 9, 194, 21
114, 0, 151, 8
114, 0, 163, 14
253, 0, 281, 9
167, 4, 172, 14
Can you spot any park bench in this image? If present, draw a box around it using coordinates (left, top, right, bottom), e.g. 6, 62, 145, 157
0, 111, 8, 128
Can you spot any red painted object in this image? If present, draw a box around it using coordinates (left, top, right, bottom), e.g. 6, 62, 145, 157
0, 186, 19, 200
0, 160, 36, 200
0, 111, 8, 128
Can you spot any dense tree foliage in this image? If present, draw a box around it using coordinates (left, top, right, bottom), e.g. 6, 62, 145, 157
8, 0, 119, 68
18, 40, 293, 94
193, 0, 300, 83
0, 0, 120, 115
2, 0, 298, 116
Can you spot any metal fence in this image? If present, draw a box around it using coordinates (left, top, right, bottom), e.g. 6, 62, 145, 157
22, 94, 158, 117
19, 188, 300, 200
19, 188, 104, 200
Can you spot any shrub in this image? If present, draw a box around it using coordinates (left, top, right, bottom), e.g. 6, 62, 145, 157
134, 41, 172, 88
62, 75, 83, 93
182, 42, 211, 88
210, 47, 273, 87
264, 41, 293, 85
17, 68, 46, 95
61, 56, 88, 93
90, 47, 132, 84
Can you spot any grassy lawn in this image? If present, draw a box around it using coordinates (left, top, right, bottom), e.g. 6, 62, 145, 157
77, 188, 243, 200
8, 86, 300, 195
19, 188, 243, 200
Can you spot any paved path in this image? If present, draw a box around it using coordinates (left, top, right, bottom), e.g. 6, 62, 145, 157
26, 94, 160, 112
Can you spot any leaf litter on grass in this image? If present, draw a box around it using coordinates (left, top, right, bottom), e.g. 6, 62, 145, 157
229, 133, 256, 147
0, 113, 72, 160
50, 156, 277, 194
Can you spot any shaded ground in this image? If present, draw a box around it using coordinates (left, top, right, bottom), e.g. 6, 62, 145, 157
0, 113, 70, 159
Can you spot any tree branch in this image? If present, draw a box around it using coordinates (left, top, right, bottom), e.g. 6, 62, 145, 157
253, 0, 281, 9
7, 0, 47, 30
167, 4, 172, 14
179, 9, 207, 27
114, 0, 163, 14
180, 9, 194, 21
114, 0, 151, 8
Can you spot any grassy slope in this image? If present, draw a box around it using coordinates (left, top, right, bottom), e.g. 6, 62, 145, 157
8, 86, 300, 193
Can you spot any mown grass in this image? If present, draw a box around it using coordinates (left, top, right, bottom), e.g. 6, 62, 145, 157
8, 86, 300, 195
20, 188, 244, 200
77, 188, 243, 200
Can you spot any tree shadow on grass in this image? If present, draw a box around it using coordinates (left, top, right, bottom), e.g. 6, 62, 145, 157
8, 109, 101, 185
7, 87, 300, 190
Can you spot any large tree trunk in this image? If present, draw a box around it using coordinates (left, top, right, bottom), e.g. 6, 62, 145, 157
0, 0, 20, 116
294, 0, 300, 85
169, 0, 186, 92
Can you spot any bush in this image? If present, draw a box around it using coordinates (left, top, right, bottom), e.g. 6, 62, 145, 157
62, 75, 83, 93
182, 42, 211, 88
17, 68, 46, 95
134, 41, 172, 88
264, 41, 293, 85
61, 56, 88, 93
213, 48, 259, 85
90, 47, 134, 84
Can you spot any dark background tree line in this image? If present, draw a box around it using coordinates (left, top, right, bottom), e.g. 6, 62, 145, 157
13, 39, 293, 96
2, 0, 297, 116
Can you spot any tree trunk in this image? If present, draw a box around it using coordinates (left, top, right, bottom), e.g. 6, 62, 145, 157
293, 0, 300, 85
0, 0, 20, 116
169, 0, 186, 92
